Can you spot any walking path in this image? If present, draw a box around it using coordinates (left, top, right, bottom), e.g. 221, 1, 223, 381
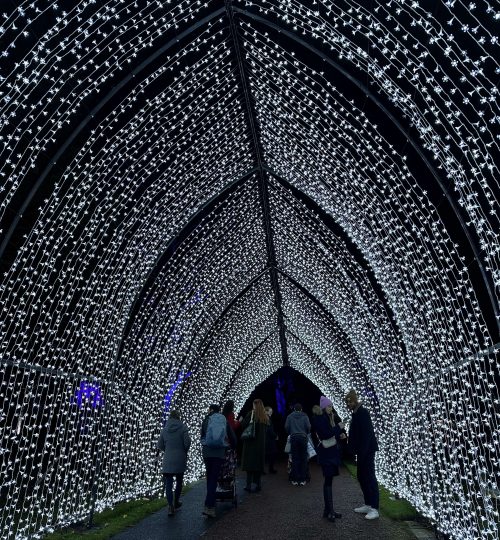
112, 462, 419, 540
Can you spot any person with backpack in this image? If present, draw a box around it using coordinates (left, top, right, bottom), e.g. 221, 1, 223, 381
285, 403, 311, 485
156, 410, 191, 516
201, 403, 236, 517
240, 399, 268, 492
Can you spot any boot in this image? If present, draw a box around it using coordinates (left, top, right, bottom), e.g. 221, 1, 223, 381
254, 474, 262, 492
168, 504, 175, 517
326, 486, 342, 520
322, 486, 329, 518
244, 473, 252, 492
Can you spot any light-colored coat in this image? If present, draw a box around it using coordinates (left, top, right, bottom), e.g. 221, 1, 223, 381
157, 418, 191, 474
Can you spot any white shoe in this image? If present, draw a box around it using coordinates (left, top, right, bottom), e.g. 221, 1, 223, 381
354, 505, 371, 514
365, 509, 380, 520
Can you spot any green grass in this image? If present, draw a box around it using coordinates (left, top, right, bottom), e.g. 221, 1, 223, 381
343, 460, 418, 521
44, 485, 192, 540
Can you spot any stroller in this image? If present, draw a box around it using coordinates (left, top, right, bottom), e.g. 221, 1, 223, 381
216, 448, 238, 507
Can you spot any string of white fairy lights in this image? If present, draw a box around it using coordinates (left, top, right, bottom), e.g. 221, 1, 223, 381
0, 1, 498, 539
0, 16, 258, 538
269, 176, 411, 488
239, 0, 500, 302
0, 0, 223, 223
241, 20, 499, 539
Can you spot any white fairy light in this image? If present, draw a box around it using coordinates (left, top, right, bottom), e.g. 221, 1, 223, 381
0, 2, 498, 540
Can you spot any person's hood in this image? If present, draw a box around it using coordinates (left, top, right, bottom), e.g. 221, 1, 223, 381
165, 418, 183, 432
290, 411, 305, 419
312, 405, 322, 416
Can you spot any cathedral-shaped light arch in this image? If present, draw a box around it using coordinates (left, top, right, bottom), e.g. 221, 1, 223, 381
0, 2, 498, 539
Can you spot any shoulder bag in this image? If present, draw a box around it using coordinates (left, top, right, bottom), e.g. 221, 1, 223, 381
240, 411, 255, 441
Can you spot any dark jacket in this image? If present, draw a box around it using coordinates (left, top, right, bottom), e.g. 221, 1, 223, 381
157, 418, 191, 474
201, 412, 237, 460
348, 405, 379, 459
241, 412, 267, 472
311, 410, 341, 468
285, 410, 311, 436
265, 421, 277, 456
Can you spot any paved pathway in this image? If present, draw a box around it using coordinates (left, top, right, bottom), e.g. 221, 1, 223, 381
112, 461, 416, 540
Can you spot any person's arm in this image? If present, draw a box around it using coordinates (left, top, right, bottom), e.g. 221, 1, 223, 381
357, 409, 371, 457
305, 415, 311, 433
314, 417, 336, 440
201, 416, 209, 440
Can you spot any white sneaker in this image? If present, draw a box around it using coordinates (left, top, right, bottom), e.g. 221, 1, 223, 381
354, 505, 371, 514
365, 509, 380, 520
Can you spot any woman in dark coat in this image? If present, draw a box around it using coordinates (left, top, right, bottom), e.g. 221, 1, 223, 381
311, 397, 345, 523
241, 398, 268, 492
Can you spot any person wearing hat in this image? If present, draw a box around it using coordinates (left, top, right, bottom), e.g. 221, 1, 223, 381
345, 389, 380, 520
201, 404, 237, 517
311, 396, 346, 522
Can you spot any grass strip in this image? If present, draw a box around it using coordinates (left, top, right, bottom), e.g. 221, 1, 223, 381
343, 460, 418, 521
43, 482, 197, 540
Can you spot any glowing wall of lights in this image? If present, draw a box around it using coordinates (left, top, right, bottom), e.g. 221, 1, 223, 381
0, 1, 498, 539
239, 0, 500, 301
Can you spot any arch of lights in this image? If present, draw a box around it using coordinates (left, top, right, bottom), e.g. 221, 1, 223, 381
0, 1, 498, 539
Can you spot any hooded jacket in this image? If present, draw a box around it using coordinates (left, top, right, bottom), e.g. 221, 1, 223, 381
157, 418, 191, 474
285, 410, 311, 436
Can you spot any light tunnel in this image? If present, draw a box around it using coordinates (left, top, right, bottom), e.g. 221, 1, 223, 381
0, 1, 499, 539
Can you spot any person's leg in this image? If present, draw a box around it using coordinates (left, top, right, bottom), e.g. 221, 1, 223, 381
204, 458, 213, 509
330, 475, 342, 519
365, 453, 379, 512
323, 475, 332, 517
205, 458, 224, 516
268, 452, 276, 473
298, 436, 308, 483
357, 457, 370, 505
254, 472, 262, 491
164, 474, 174, 507
354, 457, 374, 514
245, 471, 252, 491
205, 457, 224, 509
174, 473, 184, 508
290, 436, 300, 482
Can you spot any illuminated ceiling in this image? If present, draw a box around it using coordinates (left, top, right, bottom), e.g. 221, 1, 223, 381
0, 1, 499, 539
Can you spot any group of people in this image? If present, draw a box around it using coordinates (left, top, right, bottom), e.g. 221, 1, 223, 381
156, 389, 380, 523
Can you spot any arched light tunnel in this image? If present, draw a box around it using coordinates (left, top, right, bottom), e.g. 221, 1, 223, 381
0, 1, 499, 539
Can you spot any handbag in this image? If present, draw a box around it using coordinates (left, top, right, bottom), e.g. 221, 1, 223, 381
320, 435, 337, 448
284, 435, 291, 453
307, 435, 317, 459
240, 412, 255, 440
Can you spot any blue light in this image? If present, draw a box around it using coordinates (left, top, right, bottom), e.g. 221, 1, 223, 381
164, 371, 192, 417
73, 381, 103, 409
